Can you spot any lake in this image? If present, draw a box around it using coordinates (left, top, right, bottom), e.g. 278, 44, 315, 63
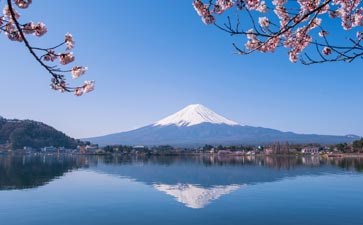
1, 154, 363, 225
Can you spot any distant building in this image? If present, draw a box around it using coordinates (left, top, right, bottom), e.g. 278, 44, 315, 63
301, 147, 319, 154
86, 144, 98, 150
217, 150, 232, 155
246, 151, 255, 156
23, 146, 34, 152
133, 145, 145, 150
264, 142, 290, 154
85, 144, 99, 154
41, 146, 56, 152
78, 145, 86, 154
264, 148, 274, 155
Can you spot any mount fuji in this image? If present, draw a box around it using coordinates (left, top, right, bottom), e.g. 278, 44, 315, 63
85, 104, 359, 146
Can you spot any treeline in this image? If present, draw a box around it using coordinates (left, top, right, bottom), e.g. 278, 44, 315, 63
101, 144, 260, 155
101, 140, 363, 155
102, 145, 184, 155
0, 117, 82, 150
353, 139, 363, 151
331, 138, 363, 153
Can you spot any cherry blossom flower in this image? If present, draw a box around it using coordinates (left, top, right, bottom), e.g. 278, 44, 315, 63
22, 22, 34, 34
193, 0, 215, 24
245, 0, 262, 10
14, 0, 32, 9
74, 87, 84, 96
193, 0, 363, 64
33, 22, 47, 36
71, 66, 87, 79
65, 33, 74, 50
257, 1, 267, 13
83, 80, 95, 93
318, 30, 328, 37
258, 17, 270, 27
2, 0, 93, 96
213, 0, 234, 14
289, 51, 298, 63
3, 6, 19, 19
43, 50, 58, 62
6, 30, 23, 41
322, 47, 332, 55
59, 52, 75, 65
50, 81, 67, 92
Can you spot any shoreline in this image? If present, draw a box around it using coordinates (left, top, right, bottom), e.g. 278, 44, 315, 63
1, 151, 363, 158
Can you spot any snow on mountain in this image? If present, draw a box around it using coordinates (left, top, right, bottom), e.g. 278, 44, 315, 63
153, 104, 239, 127
153, 183, 242, 209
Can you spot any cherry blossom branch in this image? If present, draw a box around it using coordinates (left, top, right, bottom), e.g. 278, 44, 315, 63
7, 0, 65, 85
2, 0, 95, 96
192, 0, 363, 64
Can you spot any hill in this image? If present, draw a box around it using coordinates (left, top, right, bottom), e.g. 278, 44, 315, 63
0, 116, 82, 150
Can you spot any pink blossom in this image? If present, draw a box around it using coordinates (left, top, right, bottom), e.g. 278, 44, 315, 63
43, 50, 58, 62
83, 80, 95, 93
74, 87, 83, 96
33, 22, 47, 36
50, 81, 67, 92
3, 6, 20, 19
322, 47, 332, 55
192, 0, 363, 63
59, 52, 75, 65
213, 0, 234, 14
318, 30, 328, 37
65, 33, 74, 50
4, 21, 15, 34
6, 30, 23, 42
258, 17, 270, 27
257, 1, 267, 13
14, 0, 32, 9
22, 22, 34, 34
310, 18, 322, 29
71, 66, 87, 79
245, 0, 262, 10
193, 0, 215, 24
272, 0, 287, 6
297, 0, 320, 12
202, 14, 215, 24
289, 51, 298, 63
1, 0, 93, 95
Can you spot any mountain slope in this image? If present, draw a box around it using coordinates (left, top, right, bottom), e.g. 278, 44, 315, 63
86, 123, 359, 146
0, 117, 82, 149
85, 104, 360, 146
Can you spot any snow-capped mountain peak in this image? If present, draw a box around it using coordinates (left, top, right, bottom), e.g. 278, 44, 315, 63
153, 183, 242, 209
153, 104, 239, 127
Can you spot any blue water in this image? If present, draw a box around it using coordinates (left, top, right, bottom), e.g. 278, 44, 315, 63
1, 155, 363, 225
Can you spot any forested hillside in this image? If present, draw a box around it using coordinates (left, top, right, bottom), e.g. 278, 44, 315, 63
0, 117, 81, 149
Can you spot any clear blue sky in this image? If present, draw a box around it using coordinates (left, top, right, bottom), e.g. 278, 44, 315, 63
0, 1, 362, 138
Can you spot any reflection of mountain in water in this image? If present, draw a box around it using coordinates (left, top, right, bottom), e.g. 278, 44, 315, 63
1, 155, 363, 208
93, 156, 363, 208
94, 156, 341, 187
154, 183, 242, 209
0, 155, 88, 190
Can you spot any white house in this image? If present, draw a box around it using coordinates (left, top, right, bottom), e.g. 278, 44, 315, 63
301, 147, 320, 154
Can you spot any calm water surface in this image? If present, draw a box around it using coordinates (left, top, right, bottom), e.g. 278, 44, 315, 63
1, 155, 363, 225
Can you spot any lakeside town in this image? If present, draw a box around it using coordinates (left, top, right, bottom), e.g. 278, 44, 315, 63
1, 138, 363, 157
